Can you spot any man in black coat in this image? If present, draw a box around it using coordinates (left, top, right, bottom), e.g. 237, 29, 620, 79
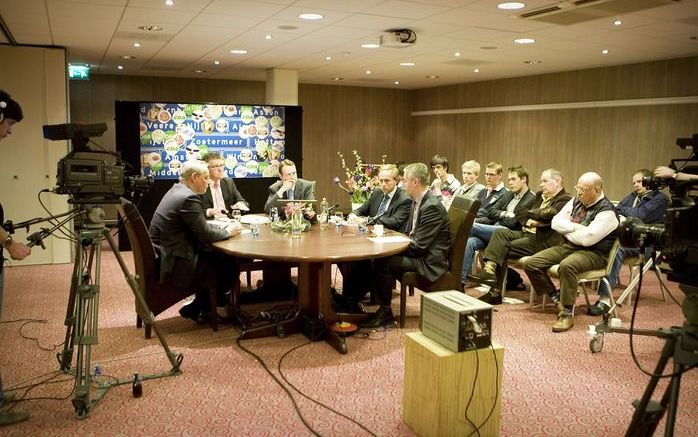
336, 165, 411, 312
150, 160, 242, 321
200, 151, 249, 218
264, 159, 315, 219
363, 163, 451, 327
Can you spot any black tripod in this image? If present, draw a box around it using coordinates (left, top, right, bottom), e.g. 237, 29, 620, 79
28, 205, 183, 418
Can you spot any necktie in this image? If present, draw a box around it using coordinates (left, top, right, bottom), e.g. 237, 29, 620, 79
377, 195, 389, 216
409, 201, 418, 236
213, 181, 226, 211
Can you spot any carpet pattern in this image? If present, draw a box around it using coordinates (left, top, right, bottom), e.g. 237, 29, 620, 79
0, 249, 696, 436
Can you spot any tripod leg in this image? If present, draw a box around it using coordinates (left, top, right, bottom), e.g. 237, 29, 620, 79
660, 363, 685, 437
105, 233, 183, 373
58, 239, 82, 371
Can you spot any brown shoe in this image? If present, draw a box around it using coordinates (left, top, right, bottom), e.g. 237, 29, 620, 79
0, 410, 30, 427
552, 314, 574, 332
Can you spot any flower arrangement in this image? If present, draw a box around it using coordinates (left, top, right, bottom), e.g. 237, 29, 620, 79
334, 150, 386, 204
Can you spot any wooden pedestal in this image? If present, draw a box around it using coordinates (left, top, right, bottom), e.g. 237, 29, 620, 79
403, 332, 504, 437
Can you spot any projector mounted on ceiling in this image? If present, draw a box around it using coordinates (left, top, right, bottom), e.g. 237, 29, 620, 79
380, 29, 417, 48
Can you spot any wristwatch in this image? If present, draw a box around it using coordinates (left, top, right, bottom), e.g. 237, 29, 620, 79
1, 235, 12, 249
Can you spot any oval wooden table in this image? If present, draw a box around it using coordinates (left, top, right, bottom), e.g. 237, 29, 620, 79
213, 223, 410, 353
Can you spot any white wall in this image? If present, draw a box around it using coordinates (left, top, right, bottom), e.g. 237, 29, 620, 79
0, 45, 71, 266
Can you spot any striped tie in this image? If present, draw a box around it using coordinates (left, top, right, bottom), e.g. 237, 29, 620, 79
377, 195, 389, 216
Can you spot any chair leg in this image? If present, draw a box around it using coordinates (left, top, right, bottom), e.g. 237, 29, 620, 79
209, 287, 218, 332
246, 271, 252, 288
145, 323, 152, 339
400, 282, 407, 328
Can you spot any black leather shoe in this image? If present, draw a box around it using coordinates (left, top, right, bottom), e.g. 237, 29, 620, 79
360, 307, 395, 328
587, 300, 611, 316
478, 292, 502, 305
179, 302, 201, 320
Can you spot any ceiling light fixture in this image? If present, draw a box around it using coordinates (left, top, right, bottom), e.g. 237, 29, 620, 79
331, 77, 343, 81
426, 75, 439, 79
325, 56, 332, 60
165, 0, 174, 6
365, 70, 372, 75
613, 20, 623, 26
454, 52, 461, 57
133, 42, 141, 48
601, 48, 609, 54
399, 62, 415, 67
361, 43, 379, 49
473, 68, 480, 73
514, 38, 535, 44
138, 25, 163, 32
497, 2, 525, 10
214, 60, 220, 65
394, 81, 400, 85
121, 55, 135, 59
524, 60, 541, 64
265, 35, 272, 40
117, 65, 124, 70
194, 69, 206, 74
229, 49, 248, 55
298, 13, 324, 20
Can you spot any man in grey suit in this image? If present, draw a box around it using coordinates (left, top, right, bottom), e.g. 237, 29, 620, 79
336, 164, 412, 312
200, 151, 249, 218
150, 160, 242, 321
363, 163, 451, 327
264, 159, 315, 219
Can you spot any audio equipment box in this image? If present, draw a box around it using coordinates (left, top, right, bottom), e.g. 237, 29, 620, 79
420, 291, 492, 352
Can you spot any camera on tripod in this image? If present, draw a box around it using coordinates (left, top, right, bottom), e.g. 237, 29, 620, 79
44, 122, 152, 204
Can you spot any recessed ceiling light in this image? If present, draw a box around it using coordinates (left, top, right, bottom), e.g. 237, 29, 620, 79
514, 38, 535, 44
601, 48, 609, 54
229, 49, 248, 55
121, 55, 135, 59
454, 52, 461, 57
133, 42, 141, 48
265, 34, 272, 40
361, 43, 379, 49
400, 62, 415, 67
426, 75, 439, 79
331, 77, 343, 81
278, 25, 298, 31
613, 20, 623, 26
214, 60, 220, 65
117, 65, 124, 70
164, 0, 174, 6
194, 69, 206, 74
365, 70, 372, 75
497, 2, 525, 10
138, 25, 163, 32
325, 56, 332, 60
298, 13, 324, 20
524, 60, 541, 65
394, 81, 400, 85
473, 68, 480, 73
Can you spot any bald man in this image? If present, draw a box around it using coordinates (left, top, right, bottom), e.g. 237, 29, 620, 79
522, 172, 619, 332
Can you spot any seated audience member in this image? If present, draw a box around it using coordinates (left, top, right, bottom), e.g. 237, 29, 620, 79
475, 161, 509, 223
395, 161, 407, 189
461, 166, 535, 285
150, 160, 243, 322
655, 165, 698, 181
337, 165, 412, 312
429, 154, 461, 200
451, 160, 485, 202
264, 159, 315, 219
590, 169, 668, 315
201, 151, 249, 218
473, 169, 572, 304
363, 163, 451, 327
522, 172, 619, 332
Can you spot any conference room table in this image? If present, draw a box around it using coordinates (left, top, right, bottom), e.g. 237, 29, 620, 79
213, 220, 410, 354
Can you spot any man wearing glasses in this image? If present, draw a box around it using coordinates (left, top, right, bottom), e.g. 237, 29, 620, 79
201, 151, 249, 218
522, 172, 619, 332
475, 161, 509, 223
150, 160, 242, 322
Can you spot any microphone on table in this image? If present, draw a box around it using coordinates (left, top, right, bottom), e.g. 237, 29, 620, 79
367, 211, 386, 225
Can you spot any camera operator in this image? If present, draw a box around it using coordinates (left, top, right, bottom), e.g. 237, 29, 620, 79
0, 90, 31, 426
654, 165, 698, 182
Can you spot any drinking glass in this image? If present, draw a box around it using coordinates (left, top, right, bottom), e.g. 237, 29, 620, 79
269, 206, 279, 222
250, 223, 260, 237
333, 212, 344, 228
231, 209, 241, 223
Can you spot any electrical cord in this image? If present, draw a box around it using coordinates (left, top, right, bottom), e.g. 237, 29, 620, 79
235, 336, 322, 436
0, 318, 64, 351
464, 341, 480, 437
465, 342, 500, 437
277, 341, 377, 437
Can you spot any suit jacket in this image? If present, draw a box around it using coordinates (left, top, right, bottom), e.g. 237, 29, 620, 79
353, 187, 411, 231
524, 189, 573, 242
201, 177, 249, 215
402, 191, 451, 282
616, 189, 668, 224
264, 178, 315, 213
485, 189, 536, 229
149, 183, 230, 287
475, 186, 509, 223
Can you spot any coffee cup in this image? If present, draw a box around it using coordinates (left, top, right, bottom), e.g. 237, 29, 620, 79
373, 224, 384, 236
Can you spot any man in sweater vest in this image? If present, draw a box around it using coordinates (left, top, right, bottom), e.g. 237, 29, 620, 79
522, 172, 619, 332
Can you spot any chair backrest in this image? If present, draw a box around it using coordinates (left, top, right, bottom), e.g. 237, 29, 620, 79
604, 239, 622, 276
446, 196, 481, 281
116, 198, 158, 293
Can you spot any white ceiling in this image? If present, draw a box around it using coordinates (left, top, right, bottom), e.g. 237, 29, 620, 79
1, 0, 697, 89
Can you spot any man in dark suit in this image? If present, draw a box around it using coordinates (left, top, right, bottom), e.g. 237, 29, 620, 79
461, 166, 535, 284
200, 151, 249, 218
473, 169, 572, 304
475, 161, 509, 223
363, 163, 451, 327
264, 159, 315, 219
336, 164, 412, 312
150, 160, 243, 321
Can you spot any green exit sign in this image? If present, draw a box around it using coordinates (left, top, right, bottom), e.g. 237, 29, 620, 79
68, 65, 90, 80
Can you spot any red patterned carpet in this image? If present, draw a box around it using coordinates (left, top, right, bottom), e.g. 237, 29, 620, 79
1, 249, 696, 436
